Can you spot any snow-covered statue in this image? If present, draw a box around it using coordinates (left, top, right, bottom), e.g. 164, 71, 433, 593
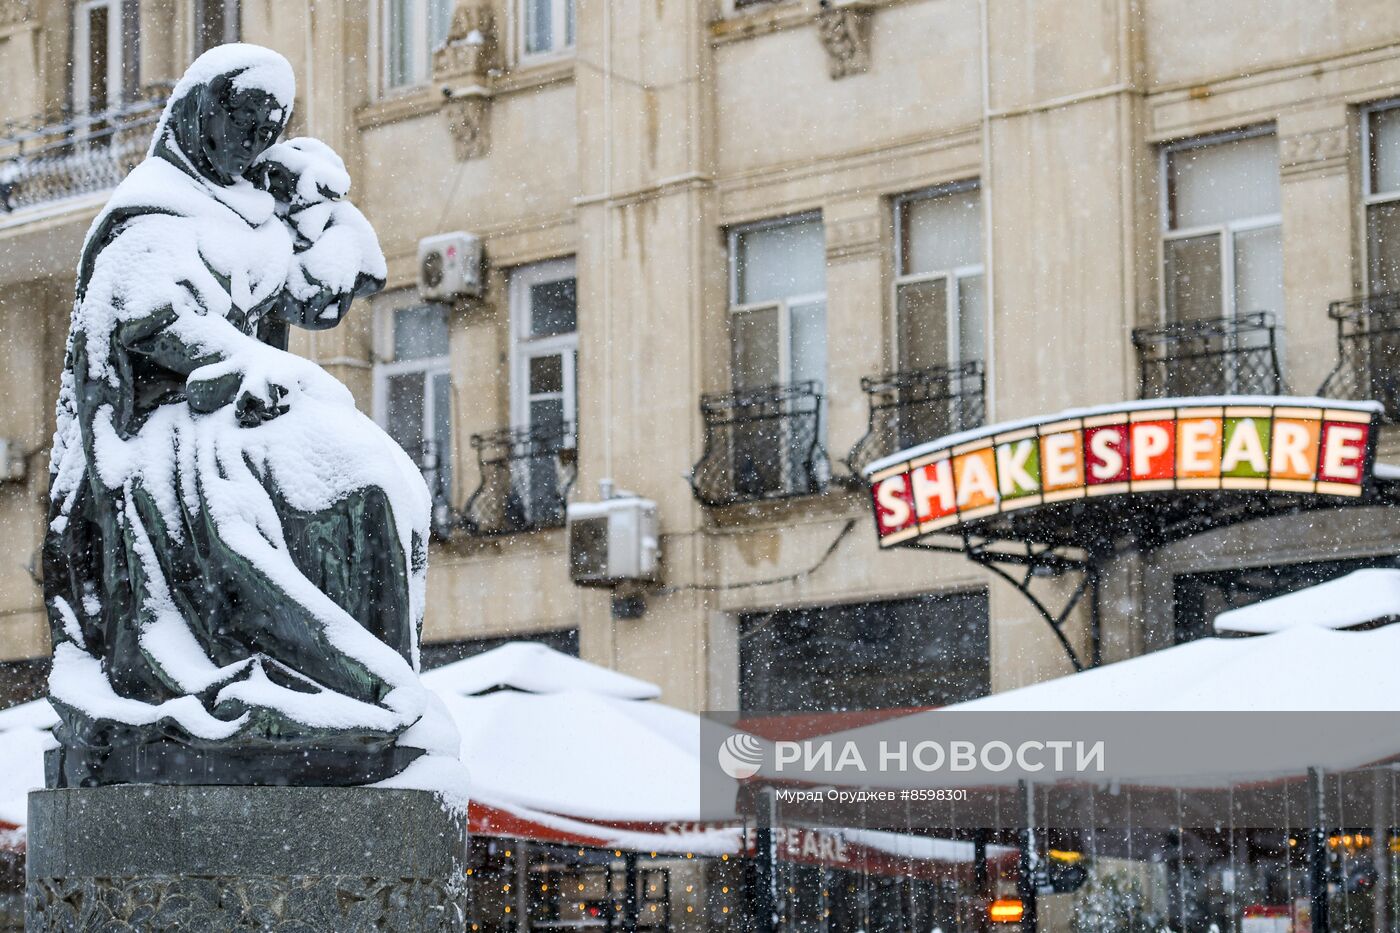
42, 45, 446, 788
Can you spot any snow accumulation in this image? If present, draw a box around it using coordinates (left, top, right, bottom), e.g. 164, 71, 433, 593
947, 622, 1400, 712
421, 642, 662, 700
1375, 462, 1400, 480
0, 647, 682, 833
862, 395, 1384, 476
842, 829, 1014, 864
256, 137, 387, 303
0, 700, 55, 829
1214, 568, 1400, 633
438, 688, 702, 823
148, 44, 296, 158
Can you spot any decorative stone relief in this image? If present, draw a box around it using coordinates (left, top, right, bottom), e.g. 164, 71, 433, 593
443, 90, 492, 161
434, 1, 497, 160
825, 214, 883, 263
817, 3, 873, 80
433, 1, 497, 81
1280, 126, 1348, 177
27, 876, 465, 932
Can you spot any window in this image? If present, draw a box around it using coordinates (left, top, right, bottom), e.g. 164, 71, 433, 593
1162, 130, 1282, 324
374, 298, 454, 509
894, 183, 985, 374
74, 0, 139, 115
419, 628, 579, 671
1365, 103, 1400, 296
509, 258, 578, 522
510, 258, 578, 437
521, 0, 574, 58
383, 0, 452, 91
722, 214, 828, 498
739, 592, 990, 713
729, 214, 827, 394
722, 214, 828, 499
193, 0, 240, 53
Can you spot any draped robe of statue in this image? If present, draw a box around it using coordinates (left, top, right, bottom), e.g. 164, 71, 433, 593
42, 45, 446, 787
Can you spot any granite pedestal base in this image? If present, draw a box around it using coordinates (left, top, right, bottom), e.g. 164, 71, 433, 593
25, 785, 466, 932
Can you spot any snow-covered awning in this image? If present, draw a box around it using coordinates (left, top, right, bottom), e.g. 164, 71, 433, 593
436, 684, 711, 824
946, 623, 1400, 713
421, 641, 660, 700
1214, 568, 1400, 633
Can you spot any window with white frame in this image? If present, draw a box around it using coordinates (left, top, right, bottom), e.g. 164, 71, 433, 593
894, 183, 985, 375
726, 214, 828, 498
1161, 130, 1282, 325
382, 0, 452, 91
509, 258, 577, 524
728, 214, 827, 393
74, 0, 139, 115
521, 0, 575, 59
194, 0, 240, 54
374, 297, 454, 506
1365, 103, 1400, 295
510, 258, 578, 439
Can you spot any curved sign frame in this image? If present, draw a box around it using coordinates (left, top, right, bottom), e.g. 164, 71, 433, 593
866, 398, 1381, 549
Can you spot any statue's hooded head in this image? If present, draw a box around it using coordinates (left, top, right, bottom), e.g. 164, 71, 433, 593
151, 44, 296, 186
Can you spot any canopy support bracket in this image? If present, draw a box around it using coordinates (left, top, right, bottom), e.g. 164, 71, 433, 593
912, 536, 1107, 671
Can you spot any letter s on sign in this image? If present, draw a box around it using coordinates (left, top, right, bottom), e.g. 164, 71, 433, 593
874, 473, 914, 535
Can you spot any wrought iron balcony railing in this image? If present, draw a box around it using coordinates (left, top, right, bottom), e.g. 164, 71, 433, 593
690, 381, 828, 507
409, 439, 455, 539
0, 95, 167, 214
1131, 311, 1283, 399
844, 360, 986, 478
462, 422, 577, 536
1319, 292, 1400, 421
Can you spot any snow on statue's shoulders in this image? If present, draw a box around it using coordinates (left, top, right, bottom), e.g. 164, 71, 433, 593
101, 157, 271, 225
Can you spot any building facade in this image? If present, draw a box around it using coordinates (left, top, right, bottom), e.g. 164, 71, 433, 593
1, 0, 1400, 720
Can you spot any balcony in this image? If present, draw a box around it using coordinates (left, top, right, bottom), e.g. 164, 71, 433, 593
844, 360, 985, 478
689, 381, 828, 508
462, 422, 577, 536
1131, 312, 1283, 399
1320, 293, 1400, 421
0, 96, 166, 215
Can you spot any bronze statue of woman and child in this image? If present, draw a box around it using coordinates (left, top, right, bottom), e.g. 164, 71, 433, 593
42, 44, 454, 788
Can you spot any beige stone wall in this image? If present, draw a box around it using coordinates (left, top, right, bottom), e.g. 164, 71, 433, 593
1, 0, 1399, 709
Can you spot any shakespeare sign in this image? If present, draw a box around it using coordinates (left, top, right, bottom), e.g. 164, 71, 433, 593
866, 398, 1381, 547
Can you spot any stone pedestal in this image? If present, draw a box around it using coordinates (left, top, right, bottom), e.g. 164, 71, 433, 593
25, 785, 466, 932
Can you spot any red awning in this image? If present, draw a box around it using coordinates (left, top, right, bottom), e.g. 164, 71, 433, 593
467, 799, 1016, 881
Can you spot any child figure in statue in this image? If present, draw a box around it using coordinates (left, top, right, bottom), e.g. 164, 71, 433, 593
43, 44, 446, 787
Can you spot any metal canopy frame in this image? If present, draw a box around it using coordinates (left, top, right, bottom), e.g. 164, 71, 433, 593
896, 480, 1400, 672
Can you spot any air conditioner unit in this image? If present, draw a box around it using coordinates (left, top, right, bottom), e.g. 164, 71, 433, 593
568, 496, 660, 587
417, 231, 484, 301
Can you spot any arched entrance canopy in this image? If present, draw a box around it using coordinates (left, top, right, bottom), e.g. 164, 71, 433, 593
864, 396, 1400, 669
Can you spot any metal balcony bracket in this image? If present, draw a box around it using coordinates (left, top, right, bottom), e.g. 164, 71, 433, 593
1319, 293, 1400, 421
844, 360, 986, 480
689, 381, 828, 508
1131, 311, 1283, 399
461, 422, 576, 537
